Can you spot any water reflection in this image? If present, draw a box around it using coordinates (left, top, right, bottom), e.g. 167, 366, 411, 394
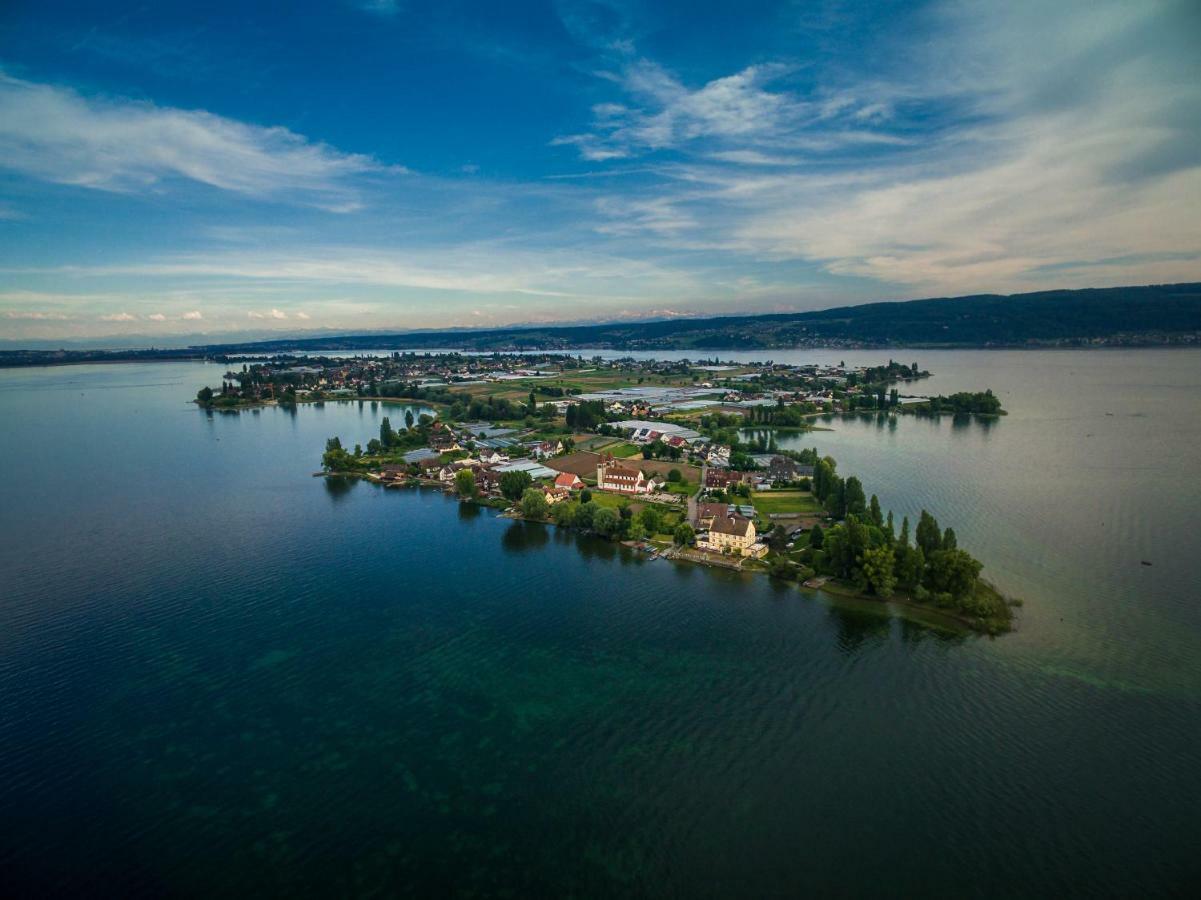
898, 617, 967, 647
323, 475, 357, 501
827, 605, 892, 655
501, 520, 550, 553
457, 501, 482, 520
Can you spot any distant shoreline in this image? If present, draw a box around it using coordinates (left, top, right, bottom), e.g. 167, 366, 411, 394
4, 341, 1201, 370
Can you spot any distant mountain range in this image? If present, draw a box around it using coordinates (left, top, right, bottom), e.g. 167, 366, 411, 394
198, 283, 1201, 353
3, 283, 1200, 366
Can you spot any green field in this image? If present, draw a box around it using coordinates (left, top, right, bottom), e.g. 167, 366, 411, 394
607, 442, 642, 458
750, 491, 822, 516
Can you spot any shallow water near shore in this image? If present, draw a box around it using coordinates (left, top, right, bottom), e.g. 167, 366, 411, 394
2, 350, 1200, 897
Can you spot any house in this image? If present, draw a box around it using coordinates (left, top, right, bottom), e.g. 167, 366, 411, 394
417, 458, 443, 477
766, 456, 814, 483
544, 487, 570, 505
478, 449, 510, 466
705, 468, 750, 489
694, 502, 728, 528
474, 468, 501, 494
438, 461, 474, 483
697, 513, 766, 558
554, 472, 584, 491
530, 439, 563, 459
378, 464, 408, 483
429, 430, 460, 452
596, 457, 657, 495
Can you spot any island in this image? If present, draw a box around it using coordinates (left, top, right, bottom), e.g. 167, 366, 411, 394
194, 352, 1018, 634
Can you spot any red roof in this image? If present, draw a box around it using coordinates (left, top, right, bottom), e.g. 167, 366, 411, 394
554, 472, 582, 488
604, 465, 640, 480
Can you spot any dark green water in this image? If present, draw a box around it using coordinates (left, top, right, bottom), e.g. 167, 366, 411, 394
2, 352, 1199, 897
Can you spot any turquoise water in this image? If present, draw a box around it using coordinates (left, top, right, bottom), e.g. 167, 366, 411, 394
2, 353, 1199, 897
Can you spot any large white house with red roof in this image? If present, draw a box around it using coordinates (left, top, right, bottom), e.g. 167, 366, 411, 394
596, 457, 658, 495
554, 472, 583, 491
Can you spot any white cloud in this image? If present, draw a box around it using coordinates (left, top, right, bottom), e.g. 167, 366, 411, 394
295, 311, 311, 319
4, 310, 70, 320
593, 196, 696, 236
557, 62, 801, 159
0, 73, 396, 211
147, 313, 167, 321
100, 312, 137, 321
270, 308, 287, 319
14, 244, 707, 310
725, 0, 1201, 293
181, 310, 203, 320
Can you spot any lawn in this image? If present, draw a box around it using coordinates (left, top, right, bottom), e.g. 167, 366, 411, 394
607, 442, 642, 458
751, 490, 822, 516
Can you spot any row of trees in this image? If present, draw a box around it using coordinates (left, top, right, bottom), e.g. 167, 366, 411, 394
923, 390, 1003, 415
798, 500, 1003, 625
564, 400, 608, 430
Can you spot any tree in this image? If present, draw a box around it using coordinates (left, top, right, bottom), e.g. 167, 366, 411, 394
673, 523, 696, 546
925, 548, 982, 601
592, 507, 621, 538
404, 409, 415, 430
499, 470, 533, 501
894, 534, 923, 590
942, 527, 958, 550
845, 477, 866, 518
380, 417, 395, 448
639, 505, 663, 536
860, 545, 897, 598
520, 487, 548, 519
454, 468, 477, 499
769, 555, 794, 580
868, 494, 883, 528
666, 468, 683, 483
322, 436, 354, 471
916, 510, 942, 556
550, 502, 576, 527
627, 518, 647, 541
768, 524, 789, 552
808, 523, 824, 549
196, 386, 214, 405
573, 501, 596, 530
580, 488, 592, 504
826, 477, 846, 518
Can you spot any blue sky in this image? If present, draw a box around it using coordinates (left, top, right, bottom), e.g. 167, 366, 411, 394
1, 0, 1198, 342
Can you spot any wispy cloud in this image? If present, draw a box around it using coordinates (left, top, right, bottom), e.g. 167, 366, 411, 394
0, 73, 398, 211
553, 0, 1201, 294
725, 0, 1201, 292
554, 58, 904, 162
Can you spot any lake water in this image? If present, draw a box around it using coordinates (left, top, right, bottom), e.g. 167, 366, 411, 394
2, 350, 1199, 897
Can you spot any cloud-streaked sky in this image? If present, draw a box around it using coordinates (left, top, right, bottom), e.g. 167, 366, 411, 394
0, 0, 1198, 341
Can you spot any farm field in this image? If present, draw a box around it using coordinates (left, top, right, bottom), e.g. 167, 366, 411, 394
750, 491, 822, 516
